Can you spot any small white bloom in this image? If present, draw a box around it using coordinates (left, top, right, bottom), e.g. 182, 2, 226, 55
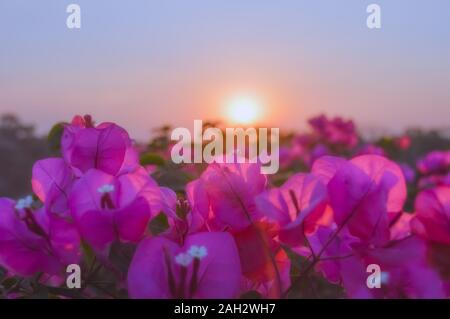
175, 253, 193, 267
97, 184, 115, 194
188, 245, 208, 259
15, 195, 34, 210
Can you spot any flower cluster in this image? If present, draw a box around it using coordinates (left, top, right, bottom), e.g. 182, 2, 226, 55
0, 114, 449, 299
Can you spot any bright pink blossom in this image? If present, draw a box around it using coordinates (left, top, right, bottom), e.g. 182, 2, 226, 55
308, 114, 358, 149
0, 198, 80, 277
339, 236, 444, 298
186, 162, 267, 231
68, 169, 173, 250
412, 186, 450, 245
395, 135, 411, 150
313, 155, 407, 247
32, 157, 74, 216
255, 173, 328, 246
417, 150, 450, 175
127, 232, 241, 299
62, 115, 138, 176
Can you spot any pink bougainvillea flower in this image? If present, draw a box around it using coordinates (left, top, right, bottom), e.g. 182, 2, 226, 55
339, 236, 444, 299
308, 114, 358, 149
313, 155, 407, 247
61, 115, 138, 176
186, 162, 291, 295
306, 225, 355, 284
117, 166, 177, 219
418, 173, 450, 189
303, 153, 440, 299
69, 168, 175, 220
395, 135, 411, 150
231, 222, 278, 282
311, 155, 347, 184
32, 157, 74, 216
255, 173, 328, 246
411, 186, 450, 245
388, 211, 413, 240
68, 169, 169, 250
127, 232, 241, 299
240, 247, 291, 299
186, 162, 267, 231
309, 227, 443, 298
416, 150, 450, 175
231, 222, 290, 298
0, 197, 80, 277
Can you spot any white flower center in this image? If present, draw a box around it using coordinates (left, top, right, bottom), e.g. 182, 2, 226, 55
175, 253, 193, 267
15, 195, 34, 210
188, 245, 208, 259
97, 184, 115, 194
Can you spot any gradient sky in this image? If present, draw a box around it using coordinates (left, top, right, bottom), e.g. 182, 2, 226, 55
1, 0, 449, 140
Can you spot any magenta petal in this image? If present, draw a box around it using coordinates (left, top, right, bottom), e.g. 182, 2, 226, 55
69, 169, 115, 219
0, 199, 47, 276
77, 209, 115, 251
68, 124, 129, 175
118, 146, 139, 175
328, 158, 395, 246
255, 173, 328, 246
350, 155, 406, 213
311, 156, 346, 184
184, 232, 242, 299
340, 255, 373, 299
0, 201, 77, 277
117, 168, 155, 205
32, 158, 73, 214
118, 168, 176, 218
200, 163, 266, 230
412, 187, 450, 245
128, 237, 180, 299
115, 197, 151, 243
32, 158, 72, 203
186, 179, 212, 231
343, 237, 445, 298
255, 188, 291, 225
45, 214, 81, 266
127, 232, 241, 299
139, 185, 177, 219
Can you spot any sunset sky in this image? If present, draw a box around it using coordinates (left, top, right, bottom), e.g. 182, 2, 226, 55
1, 0, 449, 139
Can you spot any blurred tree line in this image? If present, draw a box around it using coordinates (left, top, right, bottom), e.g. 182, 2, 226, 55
0, 114, 51, 198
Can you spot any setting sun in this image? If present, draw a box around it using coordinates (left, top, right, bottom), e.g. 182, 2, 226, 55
224, 95, 264, 125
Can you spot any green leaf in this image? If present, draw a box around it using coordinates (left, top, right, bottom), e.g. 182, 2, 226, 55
109, 242, 136, 275
148, 212, 169, 236
152, 167, 194, 193
140, 152, 166, 166
81, 240, 95, 267
1, 277, 18, 290
47, 122, 65, 151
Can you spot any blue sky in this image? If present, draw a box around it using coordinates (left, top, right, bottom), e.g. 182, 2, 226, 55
1, 1, 449, 139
